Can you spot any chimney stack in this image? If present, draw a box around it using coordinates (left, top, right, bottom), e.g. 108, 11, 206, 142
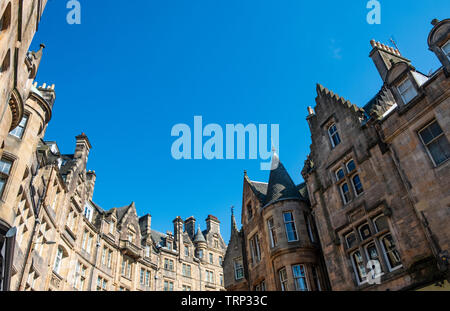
369, 39, 410, 82
74, 133, 92, 160
184, 216, 196, 239
206, 215, 220, 234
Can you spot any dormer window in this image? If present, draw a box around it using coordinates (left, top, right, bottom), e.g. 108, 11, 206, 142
397, 78, 417, 104
442, 40, 450, 60
328, 124, 341, 148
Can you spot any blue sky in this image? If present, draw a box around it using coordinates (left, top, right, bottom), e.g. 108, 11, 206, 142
31, 0, 449, 242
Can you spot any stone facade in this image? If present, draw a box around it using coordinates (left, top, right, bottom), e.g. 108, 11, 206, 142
225, 18, 450, 291
223, 153, 329, 291
0, 0, 49, 290
302, 18, 450, 291
0, 1, 227, 291
3, 124, 226, 291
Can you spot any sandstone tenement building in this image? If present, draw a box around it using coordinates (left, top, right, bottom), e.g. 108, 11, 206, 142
1, 124, 227, 291
0, 0, 227, 291
224, 18, 450, 291
0, 0, 50, 291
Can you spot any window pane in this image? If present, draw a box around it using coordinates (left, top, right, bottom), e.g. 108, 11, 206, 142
428, 136, 450, 165
346, 160, 355, 173
420, 127, 434, 145
374, 215, 388, 232
0, 159, 12, 175
336, 168, 345, 181
381, 234, 402, 270
283, 212, 293, 222
352, 251, 367, 283
345, 232, 357, 248
398, 79, 413, 93
359, 224, 371, 240
442, 41, 450, 57
292, 265, 308, 291
352, 174, 364, 195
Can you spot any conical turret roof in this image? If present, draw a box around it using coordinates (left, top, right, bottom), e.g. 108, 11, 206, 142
194, 226, 206, 243
263, 152, 301, 207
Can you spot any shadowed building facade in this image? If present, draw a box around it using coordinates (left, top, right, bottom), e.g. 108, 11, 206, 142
223, 153, 329, 291
225, 18, 450, 291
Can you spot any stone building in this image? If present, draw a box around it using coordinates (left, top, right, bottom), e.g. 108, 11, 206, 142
0, 0, 48, 290
301, 18, 449, 291
2, 118, 227, 291
225, 18, 449, 291
223, 153, 329, 291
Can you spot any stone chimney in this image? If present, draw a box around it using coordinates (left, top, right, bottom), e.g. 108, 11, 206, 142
369, 39, 411, 82
139, 214, 152, 236
184, 216, 196, 239
74, 133, 92, 160
206, 215, 220, 234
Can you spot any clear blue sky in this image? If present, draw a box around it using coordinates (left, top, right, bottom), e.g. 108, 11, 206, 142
31, 0, 449, 242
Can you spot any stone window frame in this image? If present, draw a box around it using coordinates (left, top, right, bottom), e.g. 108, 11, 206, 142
332, 157, 365, 206
139, 267, 151, 287
182, 263, 192, 277
342, 211, 402, 286
417, 118, 450, 168
292, 264, 309, 291
233, 257, 244, 280
205, 269, 214, 284
327, 123, 342, 149
96, 275, 108, 291
0, 153, 15, 200
209, 252, 214, 264
9, 112, 30, 139
304, 212, 316, 244
266, 216, 277, 248
278, 267, 288, 291
282, 211, 299, 242
163, 257, 174, 271
182, 284, 192, 291
396, 76, 418, 105
254, 279, 265, 291
121, 256, 133, 279
163, 280, 174, 291
249, 233, 261, 265
246, 199, 253, 222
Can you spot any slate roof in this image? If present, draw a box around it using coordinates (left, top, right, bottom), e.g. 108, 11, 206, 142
262, 152, 302, 207
59, 154, 76, 176
194, 227, 206, 243
150, 229, 167, 247
362, 86, 397, 121
247, 153, 307, 208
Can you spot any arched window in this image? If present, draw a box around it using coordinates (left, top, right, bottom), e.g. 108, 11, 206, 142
328, 123, 341, 148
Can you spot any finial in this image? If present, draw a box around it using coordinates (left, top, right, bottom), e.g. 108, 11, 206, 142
231, 206, 234, 216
